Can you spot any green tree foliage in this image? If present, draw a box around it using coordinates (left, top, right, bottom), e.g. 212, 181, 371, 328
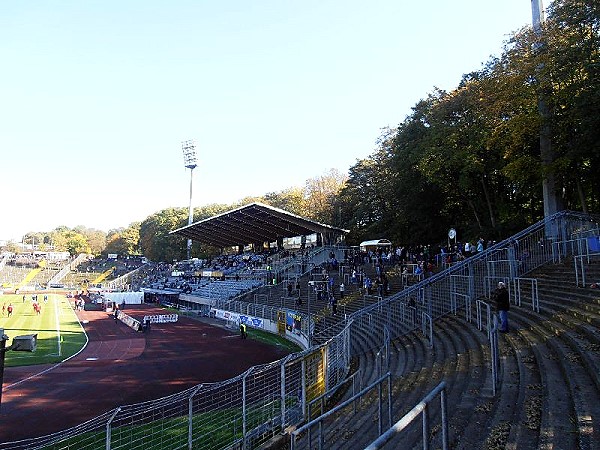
303, 169, 347, 225
73, 226, 107, 256
105, 222, 141, 256
139, 208, 190, 262
338, 0, 599, 245
263, 187, 307, 216
7, 1, 596, 255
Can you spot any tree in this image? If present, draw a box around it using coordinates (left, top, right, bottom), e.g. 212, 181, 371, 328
139, 208, 189, 262
303, 169, 347, 225
105, 222, 140, 256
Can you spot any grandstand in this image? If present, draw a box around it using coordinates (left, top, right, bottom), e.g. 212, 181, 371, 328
1, 210, 599, 449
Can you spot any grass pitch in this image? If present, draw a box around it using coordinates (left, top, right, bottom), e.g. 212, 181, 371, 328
0, 293, 87, 367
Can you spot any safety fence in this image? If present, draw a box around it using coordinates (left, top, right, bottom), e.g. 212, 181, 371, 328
2, 210, 599, 449
0, 326, 351, 450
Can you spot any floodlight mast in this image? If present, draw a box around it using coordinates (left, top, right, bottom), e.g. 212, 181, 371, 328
182, 140, 197, 261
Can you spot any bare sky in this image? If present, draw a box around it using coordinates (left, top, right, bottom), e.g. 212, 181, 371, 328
0, 0, 538, 241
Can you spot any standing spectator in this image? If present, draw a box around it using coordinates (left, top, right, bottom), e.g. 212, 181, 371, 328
364, 277, 372, 295
493, 282, 510, 333
477, 238, 484, 253
339, 283, 345, 299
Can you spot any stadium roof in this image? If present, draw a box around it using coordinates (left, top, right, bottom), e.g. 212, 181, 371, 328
170, 202, 349, 248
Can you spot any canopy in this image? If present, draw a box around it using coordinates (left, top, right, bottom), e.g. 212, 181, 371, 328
359, 239, 392, 251
171, 202, 348, 248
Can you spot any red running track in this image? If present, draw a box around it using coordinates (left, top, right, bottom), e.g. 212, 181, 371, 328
0, 304, 290, 443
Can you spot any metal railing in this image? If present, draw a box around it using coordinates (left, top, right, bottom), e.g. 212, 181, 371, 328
574, 252, 600, 287
513, 277, 540, 312
290, 372, 392, 450
476, 300, 493, 341
364, 381, 448, 450
490, 314, 500, 396
4, 210, 600, 449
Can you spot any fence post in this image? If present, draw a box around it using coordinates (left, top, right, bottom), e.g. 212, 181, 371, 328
491, 315, 499, 396
422, 402, 430, 450
440, 387, 449, 450
105, 407, 121, 450
188, 385, 202, 450
243, 369, 253, 450
281, 357, 288, 432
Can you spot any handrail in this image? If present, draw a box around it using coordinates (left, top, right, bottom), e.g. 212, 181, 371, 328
308, 369, 362, 418
476, 300, 493, 341
513, 277, 540, 312
364, 381, 448, 450
490, 314, 500, 395
574, 252, 600, 287
421, 312, 433, 349
291, 372, 392, 450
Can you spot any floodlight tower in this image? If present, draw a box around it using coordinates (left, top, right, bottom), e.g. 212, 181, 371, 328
182, 140, 198, 261
530, 0, 561, 221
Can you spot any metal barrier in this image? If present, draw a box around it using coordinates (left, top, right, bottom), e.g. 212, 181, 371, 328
307, 370, 362, 419
574, 252, 600, 287
290, 373, 392, 450
513, 277, 540, 312
421, 312, 433, 349
476, 300, 493, 341
490, 314, 500, 396
364, 381, 448, 450
4, 211, 600, 449
375, 326, 391, 378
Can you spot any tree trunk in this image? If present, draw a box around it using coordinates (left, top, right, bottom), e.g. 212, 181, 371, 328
576, 176, 588, 214
468, 199, 482, 230
480, 175, 496, 230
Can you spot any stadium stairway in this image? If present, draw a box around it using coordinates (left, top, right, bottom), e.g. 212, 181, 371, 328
291, 312, 494, 449
289, 258, 600, 449
91, 266, 115, 284
16, 260, 46, 289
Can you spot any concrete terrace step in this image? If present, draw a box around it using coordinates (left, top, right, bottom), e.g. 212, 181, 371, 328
313, 314, 493, 449
494, 322, 545, 448
507, 310, 600, 448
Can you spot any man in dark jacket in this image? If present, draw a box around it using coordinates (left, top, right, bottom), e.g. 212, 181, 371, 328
494, 281, 510, 332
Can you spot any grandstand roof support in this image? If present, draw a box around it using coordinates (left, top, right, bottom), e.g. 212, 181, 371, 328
170, 202, 348, 249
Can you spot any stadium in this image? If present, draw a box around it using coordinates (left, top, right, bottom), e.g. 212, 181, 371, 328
1, 206, 599, 449
1, 1, 600, 448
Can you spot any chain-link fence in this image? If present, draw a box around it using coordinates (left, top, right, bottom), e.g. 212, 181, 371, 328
2, 211, 598, 449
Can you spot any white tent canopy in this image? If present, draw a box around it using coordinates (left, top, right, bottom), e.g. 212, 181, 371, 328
359, 239, 392, 252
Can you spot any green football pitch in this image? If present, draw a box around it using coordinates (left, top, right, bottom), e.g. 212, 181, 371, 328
0, 293, 87, 367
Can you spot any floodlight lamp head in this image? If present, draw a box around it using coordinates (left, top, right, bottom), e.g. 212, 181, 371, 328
182, 140, 198, 169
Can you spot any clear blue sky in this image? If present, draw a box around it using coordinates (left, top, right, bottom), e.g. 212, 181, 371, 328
0, 0, 539, 242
